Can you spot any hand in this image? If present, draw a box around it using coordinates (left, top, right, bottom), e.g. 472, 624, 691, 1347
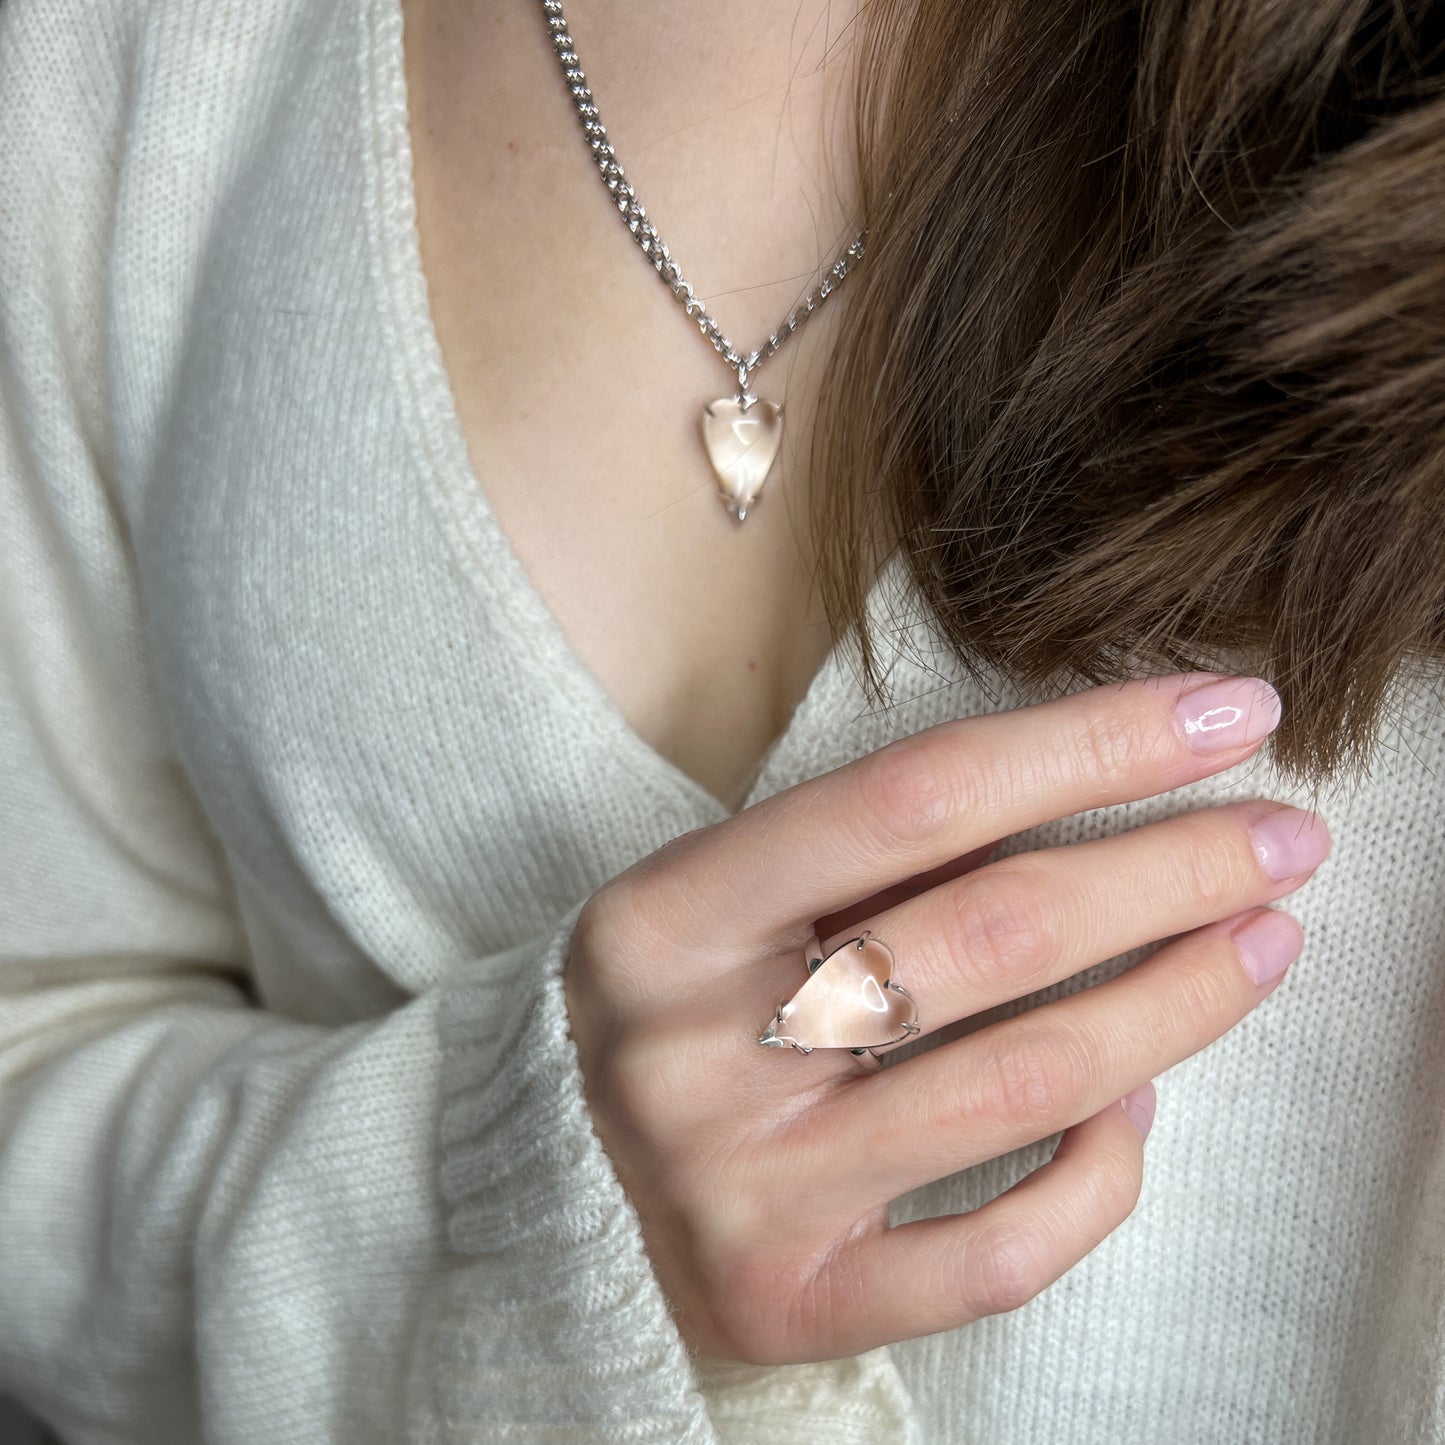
563, 672, 1329, 1365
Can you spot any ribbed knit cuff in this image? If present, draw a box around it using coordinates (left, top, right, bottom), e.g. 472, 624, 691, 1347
405, 896, 718, 1442
409, 897, 917, 1444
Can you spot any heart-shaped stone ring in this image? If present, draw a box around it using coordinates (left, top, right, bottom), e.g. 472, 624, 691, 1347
757, 929, 921, 1071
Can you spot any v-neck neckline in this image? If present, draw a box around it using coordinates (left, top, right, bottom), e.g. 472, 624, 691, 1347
359, 0, 909, 823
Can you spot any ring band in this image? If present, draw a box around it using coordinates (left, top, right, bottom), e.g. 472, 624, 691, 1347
757, 928, 921, 1069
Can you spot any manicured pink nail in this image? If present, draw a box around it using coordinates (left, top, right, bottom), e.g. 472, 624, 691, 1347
1231, 908, 1304, 987
1249, 806, 1332, 881
1121, 1083, 1156, 1140
1173, 676, 1282, 753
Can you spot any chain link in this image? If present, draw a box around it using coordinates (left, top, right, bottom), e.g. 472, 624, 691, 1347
539, 0, 867, 391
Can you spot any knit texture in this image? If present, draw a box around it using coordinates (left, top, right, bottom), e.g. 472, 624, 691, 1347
1, 1, 1442, 1442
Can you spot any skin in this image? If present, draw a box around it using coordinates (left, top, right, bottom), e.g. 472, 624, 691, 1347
402, 0, 871, 812
402, 4, 1335, 1364
565, 672, 1330, 1362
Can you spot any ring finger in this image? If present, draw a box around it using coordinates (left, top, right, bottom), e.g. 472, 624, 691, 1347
799, 901, 1306, 1220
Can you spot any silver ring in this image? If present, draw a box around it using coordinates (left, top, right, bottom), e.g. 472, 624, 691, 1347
757, 929, 921, 1070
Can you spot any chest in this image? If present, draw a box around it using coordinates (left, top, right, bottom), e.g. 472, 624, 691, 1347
400, 0, 866, 813
129, 0, 933, 999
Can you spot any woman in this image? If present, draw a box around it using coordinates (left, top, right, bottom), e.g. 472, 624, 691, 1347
0, 0, 1440, 1441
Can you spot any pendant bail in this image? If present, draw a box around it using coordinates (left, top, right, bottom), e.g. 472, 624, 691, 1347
736, 361, 755, 411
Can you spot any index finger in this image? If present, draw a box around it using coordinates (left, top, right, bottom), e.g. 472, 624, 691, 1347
624, 671, 1282, 965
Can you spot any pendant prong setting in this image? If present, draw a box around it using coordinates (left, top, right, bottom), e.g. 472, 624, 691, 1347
701, 368, 785, 525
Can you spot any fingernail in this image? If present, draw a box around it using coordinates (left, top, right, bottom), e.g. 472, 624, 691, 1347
1249, 806, 1332, 881
1121, 1083, 1156, 1140
1231, 907, 1304, 987
1173, 676, 1282, 753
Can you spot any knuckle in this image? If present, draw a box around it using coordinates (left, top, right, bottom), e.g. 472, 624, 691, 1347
958, 1221, 1047, 1316
1171, 951, 1244, 1037
573, 885, 651, 1005
1166, 815, 1252, 914
574, 882, 632, 966
709, 1313, 773, 1367
1069, 705, 1160, 797
968, 1022, 1089, 1134
857, 733, 971, 846
591, 1025, 684, 1134
702, 1236, 835, 1366
628, 833, 709, 925
688, 1180, 772, 1267
706, 1269, 795, 1366
583, 830, 713, 973
948, 865, 1057, 988
1083, 1146, 1144, 1226
782, 1261, 844, 1360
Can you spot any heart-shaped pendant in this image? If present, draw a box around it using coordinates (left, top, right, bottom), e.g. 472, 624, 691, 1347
701, 393, 783, 524
758, 930, 920, 1056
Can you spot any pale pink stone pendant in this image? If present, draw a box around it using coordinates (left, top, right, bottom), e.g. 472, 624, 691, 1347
701, 364, 783, 524
758, 929, 921, 1061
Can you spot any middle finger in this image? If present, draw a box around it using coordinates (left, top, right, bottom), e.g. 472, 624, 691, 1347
826, 797, 1330, 1047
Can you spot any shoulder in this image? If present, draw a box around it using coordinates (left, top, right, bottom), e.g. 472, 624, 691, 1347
0, 0, 340, 490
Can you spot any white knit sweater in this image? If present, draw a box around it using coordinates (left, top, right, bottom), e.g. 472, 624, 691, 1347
2, 2, 1443, 1442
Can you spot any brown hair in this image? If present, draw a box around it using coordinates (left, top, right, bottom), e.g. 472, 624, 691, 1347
804, 0, 1445, 802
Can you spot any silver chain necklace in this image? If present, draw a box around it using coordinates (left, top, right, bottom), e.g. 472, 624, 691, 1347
540, 0, 868, 523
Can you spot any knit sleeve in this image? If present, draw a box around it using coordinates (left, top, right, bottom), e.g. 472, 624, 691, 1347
0, 181, 717, 1443
0, 4, 920, 1441
0, 4, 707, 1440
